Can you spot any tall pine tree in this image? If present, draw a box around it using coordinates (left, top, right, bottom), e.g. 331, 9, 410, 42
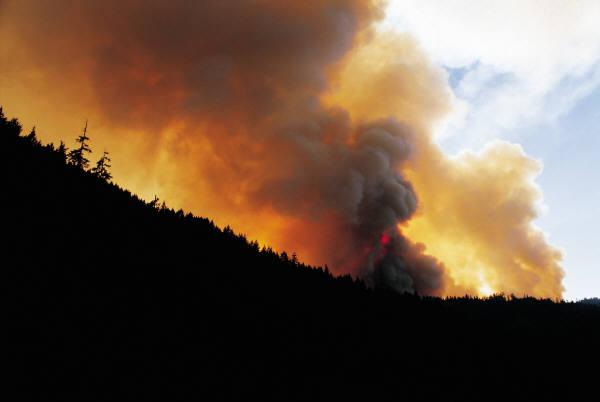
67, 120, 92, 170
91, 150, 112, 181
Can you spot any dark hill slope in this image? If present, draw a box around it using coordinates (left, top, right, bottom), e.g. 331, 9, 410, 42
2, 109, 599, 401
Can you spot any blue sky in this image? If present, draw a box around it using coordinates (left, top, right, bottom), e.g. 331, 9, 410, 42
383, 0, 600, 299
524, 86, 600, 300
441, 65, 600, 300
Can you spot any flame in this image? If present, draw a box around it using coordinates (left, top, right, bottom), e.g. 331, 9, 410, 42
380, 232, 391, 247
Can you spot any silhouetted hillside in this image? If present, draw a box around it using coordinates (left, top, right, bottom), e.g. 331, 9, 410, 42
579, 297, 600, 305
3, 108, 599, 401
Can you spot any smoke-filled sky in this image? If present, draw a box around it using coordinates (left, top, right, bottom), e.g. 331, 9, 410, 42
1, 0, 597, 299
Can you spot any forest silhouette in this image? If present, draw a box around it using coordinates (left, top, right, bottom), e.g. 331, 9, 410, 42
2, 107, 599, 400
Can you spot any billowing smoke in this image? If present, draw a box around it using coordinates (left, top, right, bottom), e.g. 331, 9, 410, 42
328, 34, 564, 297
0, 0, 563, 297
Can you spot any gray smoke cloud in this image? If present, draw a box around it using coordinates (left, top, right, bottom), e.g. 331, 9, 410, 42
253, 115, 446, 294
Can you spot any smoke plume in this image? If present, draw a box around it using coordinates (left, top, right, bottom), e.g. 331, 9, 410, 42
0, 0, 563, 297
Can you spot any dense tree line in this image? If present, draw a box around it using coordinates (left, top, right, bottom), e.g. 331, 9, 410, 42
579, 297, 600, 305
2, 107, 599, 401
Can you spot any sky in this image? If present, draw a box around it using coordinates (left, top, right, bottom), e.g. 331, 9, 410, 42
383, 0, 600, 300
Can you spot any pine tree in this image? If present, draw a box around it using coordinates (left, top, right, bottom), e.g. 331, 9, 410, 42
91, 150, 112, 181
0, 106, 22, 137
25, 126, 40, 145
57, 141, 68, 162
67, 120, 92, 170
149, 195, 160, 209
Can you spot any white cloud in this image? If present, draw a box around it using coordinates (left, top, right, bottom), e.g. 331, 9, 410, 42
382, 0, 600, 148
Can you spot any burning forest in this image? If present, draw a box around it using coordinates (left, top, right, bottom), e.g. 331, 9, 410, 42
0, 0, 564, 297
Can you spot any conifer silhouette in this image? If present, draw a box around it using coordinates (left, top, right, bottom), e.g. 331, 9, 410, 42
57, 141, 68, 162
25, 126, 40, 145
0, 106, 22, 137
91, 150, 112, 181
149, 195, 160, 209
67, 120, 92, 170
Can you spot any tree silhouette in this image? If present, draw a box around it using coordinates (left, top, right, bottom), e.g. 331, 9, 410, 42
67, 120, 92, 170
25, 126, 40, 145
91, 150, 112, 181
0, 106, 22, 137
57, 141, 68, 162
149, 195, 160, 209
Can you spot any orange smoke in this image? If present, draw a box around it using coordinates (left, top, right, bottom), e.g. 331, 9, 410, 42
0, 0, 563, 297
404, 142, 564, 298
